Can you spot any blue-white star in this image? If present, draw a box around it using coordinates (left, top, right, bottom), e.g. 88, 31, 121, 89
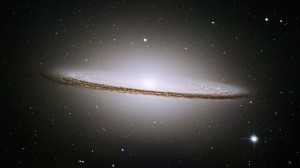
250, 135, 258, 143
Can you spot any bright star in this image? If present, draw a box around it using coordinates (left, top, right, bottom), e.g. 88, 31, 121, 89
250, 135, 258, 143
143, 38, 147, 42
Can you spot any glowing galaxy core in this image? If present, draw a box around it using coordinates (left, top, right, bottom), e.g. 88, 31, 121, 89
45, 71, 250, 99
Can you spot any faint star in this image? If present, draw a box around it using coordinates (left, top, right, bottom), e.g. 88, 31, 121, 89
211, 21, 215, 24
78, 160, 85, 163
265, 17, 269, 22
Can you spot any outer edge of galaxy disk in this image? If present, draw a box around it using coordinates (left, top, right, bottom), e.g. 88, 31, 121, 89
44, 71, 251, 99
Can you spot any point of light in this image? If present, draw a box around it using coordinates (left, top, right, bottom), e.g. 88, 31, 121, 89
143, 38, 148, 42
265, 17, 269, 22
250, 135, 258, 143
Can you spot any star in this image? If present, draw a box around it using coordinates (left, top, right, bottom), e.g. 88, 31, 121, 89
250, 135, 258, 143
265, 17, 269, 22
143, 38, 148, 42
78, 160, 85, 163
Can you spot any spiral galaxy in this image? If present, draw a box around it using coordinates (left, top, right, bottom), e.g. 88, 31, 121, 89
45, 71, 250, 99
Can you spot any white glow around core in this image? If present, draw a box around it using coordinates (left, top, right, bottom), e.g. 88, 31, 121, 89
142, 79, 156, 90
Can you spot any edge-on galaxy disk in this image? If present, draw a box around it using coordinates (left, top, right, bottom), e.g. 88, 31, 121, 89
44, 71, 250, 99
